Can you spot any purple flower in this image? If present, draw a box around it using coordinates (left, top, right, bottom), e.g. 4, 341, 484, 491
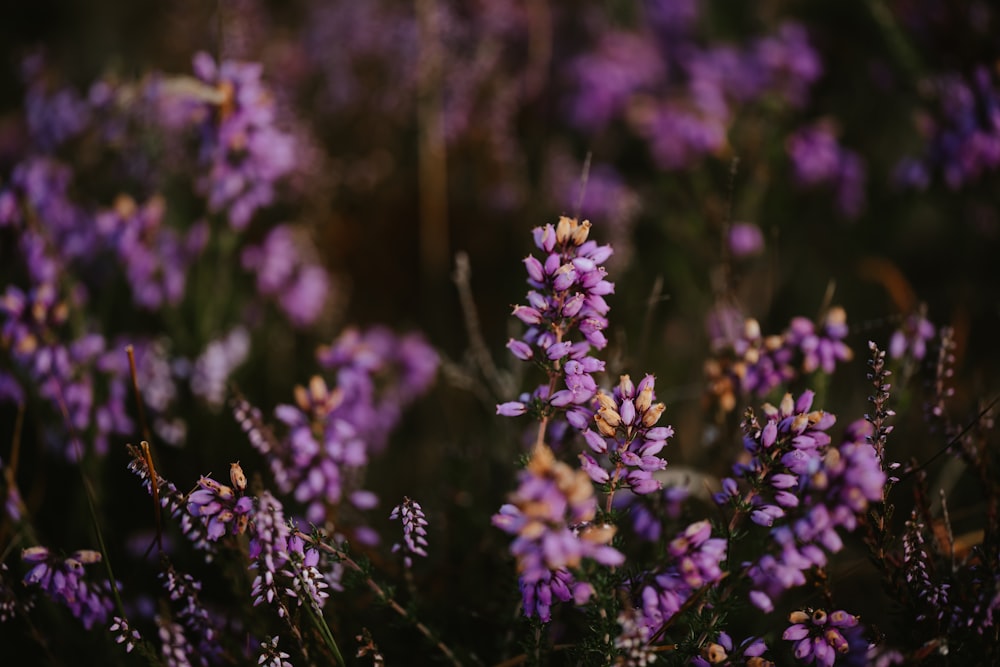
499, 217, 613, 436
584, 374, 672, 496
22, 546, 113, 630
729, 222, 765, 259
241, 225, 331, 328
390, 497, 429, 567
782, 608, 863, 667
637, 520, 727, 635
190, 52, 296, 229
888, 310, 935, 361
720, 393, 885, 609
186, 473, 253, 541
492, 443, 623, 621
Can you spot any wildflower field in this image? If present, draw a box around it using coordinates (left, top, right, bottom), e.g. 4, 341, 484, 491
1, 1, 999, 665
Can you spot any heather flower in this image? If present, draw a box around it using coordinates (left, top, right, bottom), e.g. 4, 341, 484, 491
241, 225, 331, 328
729, 222, 765, 259
189, 52, 296, 229
581, 373, 672, 497
888, 310, 935, 362
705, 316, 794, 403
186, 473, 254, 541
315, 326, 439, 453
247, 492, 337, 617
158, 614, 195, 667
189, 327, 251, 409
109, 615, 142, 653
782, 608, 862, 667
160, 564, 223, 664
498, 217, 613, 432
283, 534, 330, 612
266, 376, 372, 524
614, 607, 656, 666
636, 520, 727, 634
389, 497, 429, 567
690, 632, 772, 667
21, 546, 113, 630
784, 307, 853, 375
786, 123, 867, 218
718, 392, 884, 610
258, 636, 293, 667
492, 443, 623, 621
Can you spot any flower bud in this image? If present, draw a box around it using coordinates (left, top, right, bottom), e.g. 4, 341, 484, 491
230, 461, 247, 491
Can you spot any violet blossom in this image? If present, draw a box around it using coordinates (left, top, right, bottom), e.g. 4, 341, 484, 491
581, 373, 672, 497
492, 443, 624, 622
497, 216, 613, 434
22, 546, 113, 630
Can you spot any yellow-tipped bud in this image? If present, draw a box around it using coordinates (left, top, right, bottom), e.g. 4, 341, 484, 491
230, 461, 247, 492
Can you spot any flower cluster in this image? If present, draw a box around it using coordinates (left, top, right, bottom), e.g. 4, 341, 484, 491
782, 608, 864, 666
567, 17, 821, 171
315, 326, 439, 454
241, 225, 330, 328
21, 546, 113, 630
497, 216, 613, 436
389, 497, 429, 567
705, 308, 853, 414
580, 373, 672, 496
492, 443, 623, 621
888, 309, 936, 362
189, 52, 297, 230
247, 490, 334, 616
263, 375, 374, 526
896, 65, 1000, 190
786, 123, 867, 218
186, 470, 254, 542
636, 520, 727, 635
691, 632, 772, 667
716, 392, 885, 611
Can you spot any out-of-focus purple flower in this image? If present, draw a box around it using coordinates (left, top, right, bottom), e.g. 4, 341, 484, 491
729, 222, 765, 259
22, 546, 113, 630
690, 631, 772, 667
389, 497, 429, 567
159, 564, 223, 663
782, 608, 863, 667
492, 443, 623, 621
786, 123, 867, 218
785, 307, 853, 375
316, 325, 439, 453
889, 310, 936, 361
189, 52, 296, 229
266, 375, 370, 524
241, 225, 331, 328
899, 66, 1000, 190
190, 327, 251, 409
637, 520, 727, 635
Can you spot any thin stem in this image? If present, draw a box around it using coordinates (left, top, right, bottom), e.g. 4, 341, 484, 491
305, 601, 346, 667
298, 531, 463, 667
50, 384, 129, 625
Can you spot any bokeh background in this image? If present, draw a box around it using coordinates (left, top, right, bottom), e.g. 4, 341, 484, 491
1, 0, 999, 664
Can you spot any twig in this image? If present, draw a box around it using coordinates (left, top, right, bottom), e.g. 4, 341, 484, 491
452, 252, 510, 398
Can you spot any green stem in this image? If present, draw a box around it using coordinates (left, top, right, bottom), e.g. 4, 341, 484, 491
305, 602, 345, 667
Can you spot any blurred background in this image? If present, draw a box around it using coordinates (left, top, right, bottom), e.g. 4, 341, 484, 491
1, 0, 999, 663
